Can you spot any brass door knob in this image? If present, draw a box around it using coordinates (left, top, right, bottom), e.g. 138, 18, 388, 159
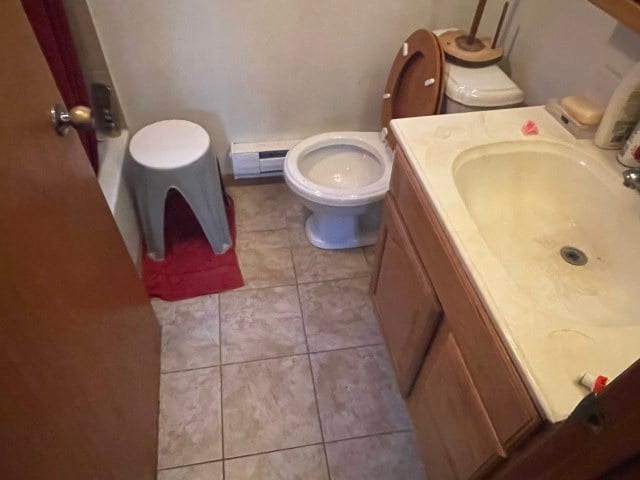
50, 103, 93, 136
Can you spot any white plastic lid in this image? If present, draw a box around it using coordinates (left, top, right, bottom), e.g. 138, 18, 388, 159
445, 63, 524, 108
129, 119, 210, 170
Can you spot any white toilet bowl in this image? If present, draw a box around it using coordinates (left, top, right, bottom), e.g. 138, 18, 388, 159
284, 132, 392, 249
284, 29, 446, 249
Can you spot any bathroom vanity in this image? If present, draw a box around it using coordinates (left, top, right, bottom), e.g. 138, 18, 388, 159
370, 107, 640, 479
372, 146, 540, 479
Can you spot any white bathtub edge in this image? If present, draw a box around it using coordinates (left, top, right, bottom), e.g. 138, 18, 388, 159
97, 131, 142, 272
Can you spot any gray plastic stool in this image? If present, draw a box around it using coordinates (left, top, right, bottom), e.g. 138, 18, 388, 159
128, 119, 231, 261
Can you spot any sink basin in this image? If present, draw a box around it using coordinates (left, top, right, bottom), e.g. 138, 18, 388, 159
453, 141, 640, 327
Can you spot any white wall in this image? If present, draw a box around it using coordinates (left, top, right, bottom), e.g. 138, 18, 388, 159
497, 0, 640, 107
86, 1, 640, 176
86, 0, 476, 174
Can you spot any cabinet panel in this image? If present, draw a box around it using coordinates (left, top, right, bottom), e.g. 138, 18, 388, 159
389, 149, 541, 448
408, 322, 505, 480
371, 195, 442, 396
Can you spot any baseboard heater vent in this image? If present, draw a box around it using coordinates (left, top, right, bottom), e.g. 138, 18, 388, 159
230, 139, 300, 179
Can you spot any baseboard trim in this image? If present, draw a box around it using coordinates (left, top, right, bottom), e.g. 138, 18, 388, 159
222, 174, 285, 187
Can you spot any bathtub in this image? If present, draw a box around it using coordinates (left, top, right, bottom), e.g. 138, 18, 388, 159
97, 130, 142, 271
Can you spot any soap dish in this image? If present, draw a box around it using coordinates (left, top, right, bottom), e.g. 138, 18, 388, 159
545, 99, 598, 139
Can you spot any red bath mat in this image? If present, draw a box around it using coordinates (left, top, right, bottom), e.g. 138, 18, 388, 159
142, 190, 244, 300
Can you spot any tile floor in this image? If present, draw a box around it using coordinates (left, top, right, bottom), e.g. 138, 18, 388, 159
153, 183, 425, 479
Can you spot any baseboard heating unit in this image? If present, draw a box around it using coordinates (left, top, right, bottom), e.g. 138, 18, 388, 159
230, 139, 301, 179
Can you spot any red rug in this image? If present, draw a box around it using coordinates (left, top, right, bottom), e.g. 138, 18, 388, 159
142, 190, 244, 300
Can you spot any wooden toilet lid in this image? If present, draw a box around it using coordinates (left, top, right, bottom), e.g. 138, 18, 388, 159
381, 29, 445, 149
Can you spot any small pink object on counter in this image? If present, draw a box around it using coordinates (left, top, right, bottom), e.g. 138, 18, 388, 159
521, 120, 539, 135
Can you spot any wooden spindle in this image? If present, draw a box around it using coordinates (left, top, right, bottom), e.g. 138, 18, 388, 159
491, 2, 510, 49
467, 0, 488, 45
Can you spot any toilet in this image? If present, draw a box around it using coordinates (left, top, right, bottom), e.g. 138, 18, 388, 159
441, 62, 524, 113
284, 29, 444, 250
285, 131, 393, 249
284, 29, 523, 250
434, 27, 525, 113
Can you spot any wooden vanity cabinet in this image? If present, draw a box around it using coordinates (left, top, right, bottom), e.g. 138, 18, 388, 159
370, 147, 543, 479
407, 321, 505, 480
370, 194, 442, 396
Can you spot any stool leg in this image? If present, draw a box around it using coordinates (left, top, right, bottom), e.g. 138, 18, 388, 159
182, 178, 232, 255
136, 188, 167, 261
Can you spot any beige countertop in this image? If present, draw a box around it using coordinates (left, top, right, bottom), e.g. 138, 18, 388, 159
391, 106, 640, 422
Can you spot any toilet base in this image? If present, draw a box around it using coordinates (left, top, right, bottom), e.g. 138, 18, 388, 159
304, 202, 381, 250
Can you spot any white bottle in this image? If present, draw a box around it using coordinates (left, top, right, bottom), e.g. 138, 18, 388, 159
594, 62, 640, 149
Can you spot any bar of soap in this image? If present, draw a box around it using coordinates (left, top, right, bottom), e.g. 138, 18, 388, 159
559, 96, 604, 126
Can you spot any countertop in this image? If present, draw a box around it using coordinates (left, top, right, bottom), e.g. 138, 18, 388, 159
391, 106, 640, 422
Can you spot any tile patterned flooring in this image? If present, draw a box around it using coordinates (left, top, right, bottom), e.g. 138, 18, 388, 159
153, 183, 425, 479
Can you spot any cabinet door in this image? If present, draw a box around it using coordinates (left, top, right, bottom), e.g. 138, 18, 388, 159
408, 322, 506, 480
370, 194, 442, 396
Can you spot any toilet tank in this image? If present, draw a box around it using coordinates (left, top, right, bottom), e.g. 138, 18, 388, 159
442, 63, 524, 113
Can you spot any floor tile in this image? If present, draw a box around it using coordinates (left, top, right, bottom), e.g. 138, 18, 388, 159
291, 244, 369, 283
224, 445, 329, 480
325, 432, 425, 480
363, 245, 377, 269
236, 230, 296, 289
285, 198, 311, 248
310, 345, 411, 442
299, 277, 382, 352
228, 183, 296, 232
220, 286, 307, 363
285, 193, 309, 226
152, 295, 219, 372
157, 462, 223, 480
158, 368, 222, 469
222, 356, 322, 457
287, 221, 311, 248
236, 229, 290, 250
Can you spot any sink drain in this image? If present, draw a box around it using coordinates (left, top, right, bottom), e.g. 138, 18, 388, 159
560, 246, 588, 266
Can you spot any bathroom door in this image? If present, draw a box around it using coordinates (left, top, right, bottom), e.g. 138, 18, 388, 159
0, 2, 161, 479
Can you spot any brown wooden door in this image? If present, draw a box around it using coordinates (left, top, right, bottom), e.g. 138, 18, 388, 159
0, 2, 161, 479
370, 194, 442, 396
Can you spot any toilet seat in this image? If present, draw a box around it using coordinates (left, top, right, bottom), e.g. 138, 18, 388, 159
381, 29, 445, 149
284, 132, 391, 208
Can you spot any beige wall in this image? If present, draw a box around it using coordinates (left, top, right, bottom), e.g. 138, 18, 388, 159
85, 1, 477, 173
85, 1, 640, 174
498, 0, 640, 107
